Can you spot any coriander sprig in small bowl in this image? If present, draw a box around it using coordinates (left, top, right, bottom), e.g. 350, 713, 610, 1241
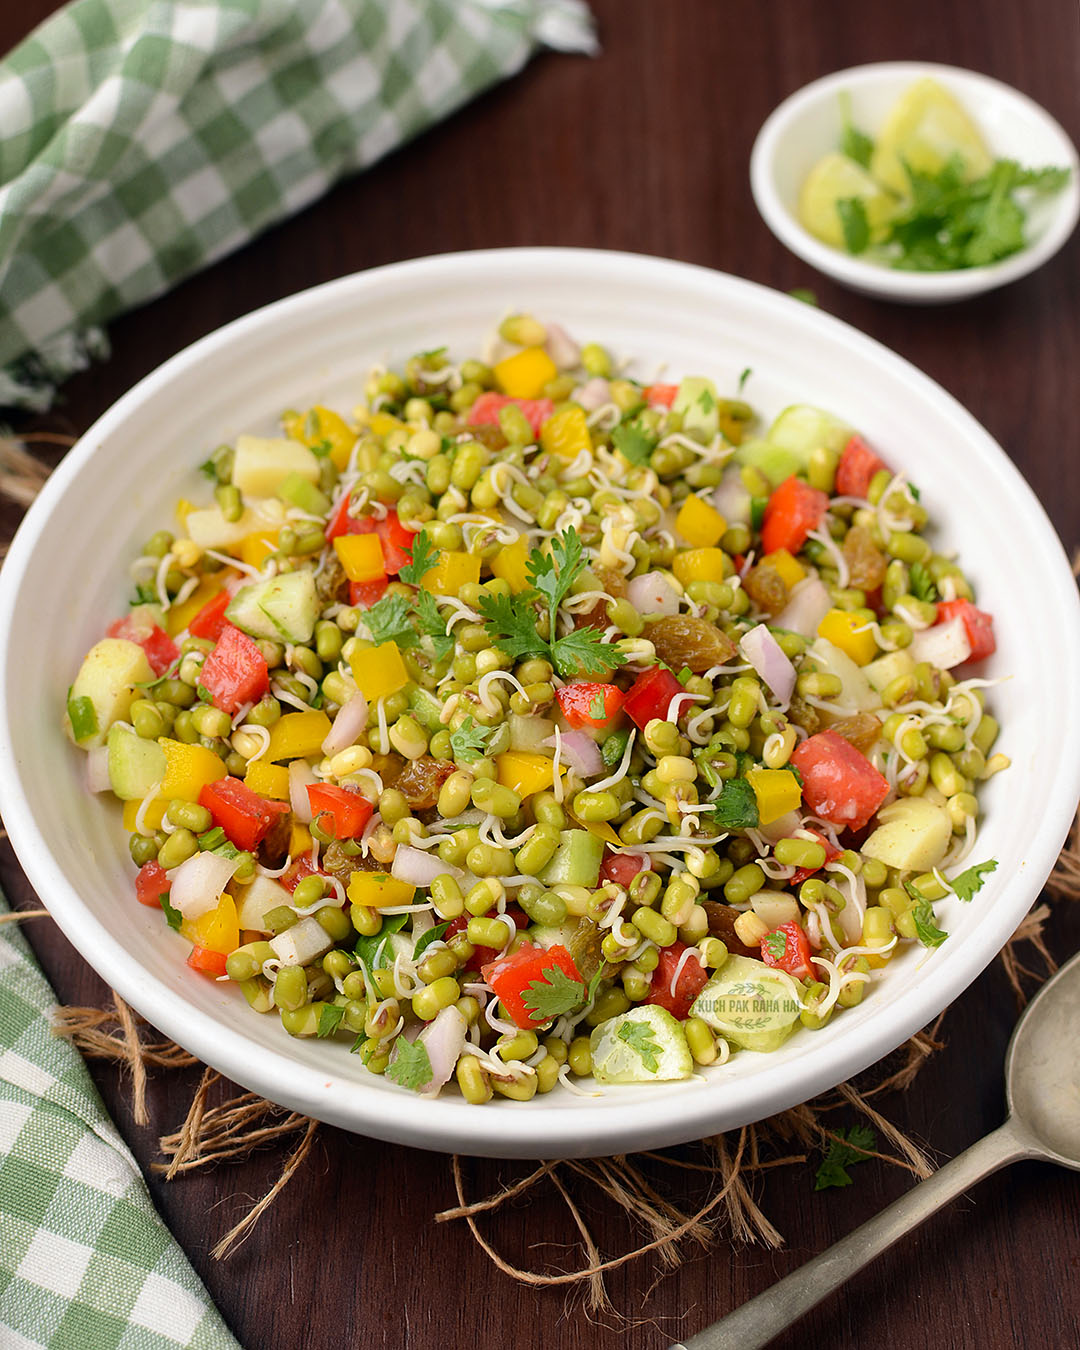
751, 62, 1079, 303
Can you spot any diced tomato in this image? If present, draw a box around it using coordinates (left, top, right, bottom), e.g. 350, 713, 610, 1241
325, 492, 356, 543
481, 942, 584, 1029
306, 783, 374, 840
835, 434, 889, 499
199, 624, 269, 714
107, 615, 179, 677
788, 829, 842, 886
187, 945, 228, 977
349, 577, 389, 607
642, 383, 679, 408
644, 941, 709, 1021
281, 856, 321, 894
135, 860, 170, 908
935, 599, 996, 661
760, 476, 830, 557
447, 907, 529, 970
599, 852, 649, 887
622, 665, 691, 729
467, 391, 554, 439
187, 590, 231, 642
790, 730, 890, 832
200, 776, 290, 851
555, 681, 625, 729
760, 921, 814, 980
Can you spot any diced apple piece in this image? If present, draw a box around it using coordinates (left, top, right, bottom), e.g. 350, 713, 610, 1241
66, 638, 154, 748
232, 435, 320, 498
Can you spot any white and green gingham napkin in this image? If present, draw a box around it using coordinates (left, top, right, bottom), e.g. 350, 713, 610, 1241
0, 892, 241, 1350
0, 0, 596, 408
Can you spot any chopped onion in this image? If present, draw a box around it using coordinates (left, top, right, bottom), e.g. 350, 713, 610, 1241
544, 322, 581, 371
418, 1006, 468, 1096
392, 845, 465, 889
739, 623, 796, 705
909, 616, 972, 670
573, 377, 612, 411
169, 850, 241, 920
321, 690, 368, 757
86, 746, 111, 794
712, 468, 752, 526
289, 759, 316, 823
544, 729, 603, 779
775, 576, 831, 640
627, 571, 680, 616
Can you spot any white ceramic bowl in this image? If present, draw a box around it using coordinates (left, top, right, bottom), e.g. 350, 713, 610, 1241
2, 249, 1078, 1159
750, 62, 1080, 303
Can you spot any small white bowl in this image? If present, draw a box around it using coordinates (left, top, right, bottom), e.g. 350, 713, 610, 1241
751, 62, 1080, 303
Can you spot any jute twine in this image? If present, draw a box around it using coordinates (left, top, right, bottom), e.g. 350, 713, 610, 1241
1, 432, 1077, 1313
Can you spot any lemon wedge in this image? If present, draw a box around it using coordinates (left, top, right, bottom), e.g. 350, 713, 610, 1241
798, 151, 897, 249
869, 77, 993, 195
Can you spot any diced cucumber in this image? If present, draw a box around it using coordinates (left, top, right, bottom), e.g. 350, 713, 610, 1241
861, 797, 952, 872
65, 638, 154, 748
864, 648, 916, 694
590, 1005, 693, 1083
732, 437, 804, 489
507, 712, 556, 753
539, 830, 604, 888
672, 376, 719, 443
127, 602, 167, 632
408, 686, 445, 735
226, 570, 319, 645
808, 637, 879, 713
526, 920, 581, 951
276, 471, 331, 517
767, 405, 853, 465
106, 725, 167, 801
691, 954, 801, 1053
232, 435, 320, 498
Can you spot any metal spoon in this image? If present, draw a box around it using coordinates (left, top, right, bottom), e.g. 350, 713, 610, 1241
675, 948, 1080, 1350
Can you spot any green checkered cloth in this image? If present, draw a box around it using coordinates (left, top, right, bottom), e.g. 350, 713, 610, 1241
0, 892, 241, 1349
0, 0, 596, 409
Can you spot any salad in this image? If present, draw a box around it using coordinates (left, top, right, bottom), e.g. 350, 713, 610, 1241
64, 313, 1007, 1102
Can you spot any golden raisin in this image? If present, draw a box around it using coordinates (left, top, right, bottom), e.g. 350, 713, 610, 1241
744, 561, 789, 616
648, 615, 737, 672
830, 713, 883, 754
842, 526, 887, 591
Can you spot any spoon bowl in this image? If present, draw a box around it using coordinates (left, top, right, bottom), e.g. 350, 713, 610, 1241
1005, 948, 1080, 1166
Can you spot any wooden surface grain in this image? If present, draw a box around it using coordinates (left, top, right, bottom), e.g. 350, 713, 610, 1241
2, 2, 1079, 1347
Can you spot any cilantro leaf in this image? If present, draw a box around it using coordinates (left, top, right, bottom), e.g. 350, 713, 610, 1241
789, 288, 818, 306
814, 1125, 877, 1190
1012, 163, 1071, 192
528, 528, 586, 632
617, 1019, 662, 1073
588, 690, 607, 720
386, 1037, 434, 1091
737, 367, 752, 394
903, 883, 948, 948
908, 560, 938, 604
521, 964, 587, 1024
412, 921, 451, 962
763, 931, 787, 961
450, 715, 494, 763
838, 92, 874, 169
705, 777, 759, 831
317, 1004, 345, 1038
611, 423, 655, 466
363, 591, 418, 649
353, 913, 409, 971
948, 858, 998, 903
550, 628, 626, 679
413, 588, 454, 662
837, 197, 871, 254
160, 895, 183, 933
697, 386, 716, 413
476, 590, 549, 665
398, 529, 440, 586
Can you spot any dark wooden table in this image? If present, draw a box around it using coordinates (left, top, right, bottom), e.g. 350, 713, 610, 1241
3, 3, 1079, 1347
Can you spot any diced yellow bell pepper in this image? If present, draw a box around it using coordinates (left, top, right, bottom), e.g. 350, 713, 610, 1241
746, 768, 802, 826
817, 608, 877, 666
123, 797, 166, 832
675, 495, 727, 548
369, 411, 406, 438
496, 752, 558, 798
157, 738, 227, 801
422, 551, 481, 596
349, 641, 409, 703
175, 498, 195, 528
494, 347, 557, 400
181, 893, 239, 956
334, 533, 386, 583
238, 530, 280, 569
489, 536, 530, 592
672, 547, 728, 587
264, 709, 333, 763
244, 760, 290, 801
568, 812, 622, 847
165, 576, 223, 637
290, 821, 313, 857
346, 872, 416, 909
763, 548, 806, 589
282, 406, 357, 471
539, 406, 591, 460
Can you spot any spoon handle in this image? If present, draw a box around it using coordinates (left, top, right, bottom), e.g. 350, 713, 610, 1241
674, 1118, 1039, 1350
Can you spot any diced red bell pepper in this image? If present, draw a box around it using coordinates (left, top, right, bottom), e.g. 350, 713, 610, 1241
326, 496, 416, 574
349, 577, 390, 608
187, 945, 228, 977
306, 783, 374, 840
187, 590, 231, 642
622, 665, 691, 729
107, 615, 179, 677
481, 942, 584, 1029
200, 776, 290, 852
599, 851, 649, 887
446, 907, 529, 971
555, 681, 625, 729
790, 730, 890, 833
935, 599, 995, 661
199, 624, 269, 714
135, 860, 170, 908
467, 391, 554, 439
835, 434, 889, 499
760, 921, 814, 980
760, 476, 830, 557
642, 383, 679, 408
788, 829, 842, 886
644, 940, 709, 1021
